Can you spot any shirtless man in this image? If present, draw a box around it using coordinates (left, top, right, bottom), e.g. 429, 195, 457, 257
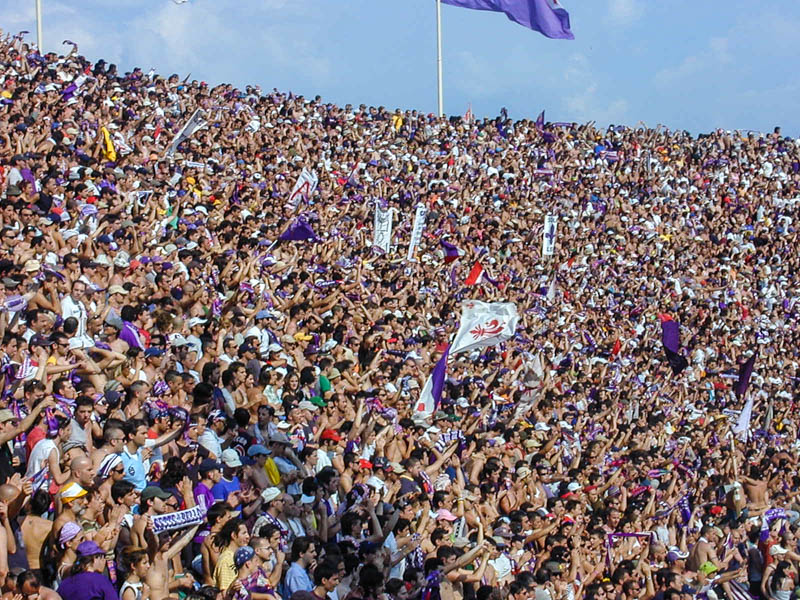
200, 504, 234, 586
687, 525, 732, 572
145, 524, 199, 600
244, 444, 271, 490
20, 491, 53, 575
90, 424, 126, 468
742, 463, 770, 514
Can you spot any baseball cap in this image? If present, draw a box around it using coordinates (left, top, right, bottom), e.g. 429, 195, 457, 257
144, 347, 165, 358
141, 486, 173, 501
221, 448, 243, 468
108, 285, 128, 296
234, 545, 255, 568
269, 432, 292, 445
321, 429, 342, 442
261, 487, 282, 503
0, 409, 17, 424
198, 458, 223, 474
437, 509, 458, 522
187, 317, 207, 328
76, 540, 105, 558
297, 400, 318, 412
246, 444, 270, 457
770, 545, 788, 557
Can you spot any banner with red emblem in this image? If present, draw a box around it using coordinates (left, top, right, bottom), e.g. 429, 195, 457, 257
450, 300, 519, 356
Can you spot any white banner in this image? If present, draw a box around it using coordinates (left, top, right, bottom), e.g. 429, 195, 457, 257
406, 203, 427, 262
542, 214, 558, 256
450, 300, 519, 355
373, 202, 393, 254
287, 168, 319, 211
166, 109, 207, 157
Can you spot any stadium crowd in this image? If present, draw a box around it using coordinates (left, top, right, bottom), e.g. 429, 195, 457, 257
0, 26, 798, 600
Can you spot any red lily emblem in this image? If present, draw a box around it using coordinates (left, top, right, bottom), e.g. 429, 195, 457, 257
470, 319, 505, 339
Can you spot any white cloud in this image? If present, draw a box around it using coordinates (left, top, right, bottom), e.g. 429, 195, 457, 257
1, 0, 333, 89
606, 0, 643, 27
653, 35, 732, 88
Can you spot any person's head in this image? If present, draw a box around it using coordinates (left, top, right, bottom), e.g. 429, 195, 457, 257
291, 536, 317, 566
74, 396, 94, 426
140, 486, 173, 515
215, 518, 250, 550
125, 418, 149, 448
314, 562, 341, 592
69, 455, 95, 487
111, 480, 139, 507
103, 425, 126, 452
122, 546, 151, 579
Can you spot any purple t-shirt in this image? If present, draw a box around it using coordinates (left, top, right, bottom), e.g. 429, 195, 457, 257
194, 481, 217, 543
57, 572, 119, 600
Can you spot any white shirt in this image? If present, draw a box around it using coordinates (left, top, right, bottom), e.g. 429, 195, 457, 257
61, 295, 94, 348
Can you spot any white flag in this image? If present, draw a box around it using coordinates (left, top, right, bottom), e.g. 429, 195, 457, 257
406, 203, 427, 262
542, 214, 558, 256
373, 202, 393, 254
450, 300, 519, 355
167, 109, 207, 157
287, 168, 319, 211
732, 395, 754, 441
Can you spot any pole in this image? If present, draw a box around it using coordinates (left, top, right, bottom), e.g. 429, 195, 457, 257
436, 0, 443, 117
35, 0, 43, 52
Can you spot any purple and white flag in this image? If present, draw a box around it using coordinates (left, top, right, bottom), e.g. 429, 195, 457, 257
373, 201, 393, 254
415, 346, 450, 415
406, 203, 427, 262
542, 214, 557, 256
441, 0, 574, 39
166, 109, 207, 156
287, 167, 319, 211
450, 300, 519, 355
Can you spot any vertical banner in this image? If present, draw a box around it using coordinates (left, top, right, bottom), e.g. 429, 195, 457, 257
542, 214, 558, 256
166, 109, 207, 157
373, 202, 393, 254
406, 203, 427, 262
287, 168, 319, 211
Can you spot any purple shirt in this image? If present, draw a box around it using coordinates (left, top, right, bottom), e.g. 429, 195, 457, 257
57, 572, 119, 600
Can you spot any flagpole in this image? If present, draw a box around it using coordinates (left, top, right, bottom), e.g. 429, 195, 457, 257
35, 0, 43, 52
436, 0, 444, 117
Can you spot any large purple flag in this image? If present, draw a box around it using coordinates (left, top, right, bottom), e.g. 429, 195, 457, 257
441, 0, 574, 39
734, 353, 757, 398
415, 346, 450, 414
661, 319, 688, 375
441, 239, 461, 263
279, 217, 317, 242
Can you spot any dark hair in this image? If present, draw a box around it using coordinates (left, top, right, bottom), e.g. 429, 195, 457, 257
290, 536, 315, 562
214, 518, 245, 550
111, 480, 136, 502
313, 562, 338, 585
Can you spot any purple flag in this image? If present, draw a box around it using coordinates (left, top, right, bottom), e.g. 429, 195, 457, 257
441, 0, 574, 39
661, 319, 688, 375
415, 346, 450, 414
734, 353, 756, 398
441, 239, 460, 263
279, 217, 317, 242
535, 110, 545, 131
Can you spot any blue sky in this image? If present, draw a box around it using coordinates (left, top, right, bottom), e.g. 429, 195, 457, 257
4, 0, 800, 135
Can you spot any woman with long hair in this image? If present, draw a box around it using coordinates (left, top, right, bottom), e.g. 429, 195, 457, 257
213, 518, 250, 591
120, 547, 151, 600
56, 541, 118, 600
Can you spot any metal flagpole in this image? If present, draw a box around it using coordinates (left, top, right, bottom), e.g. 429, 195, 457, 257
35, 0, 43, 51
436, 0, 443, 117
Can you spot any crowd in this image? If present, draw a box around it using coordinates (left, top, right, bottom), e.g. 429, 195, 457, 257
0, 25, 798, 600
